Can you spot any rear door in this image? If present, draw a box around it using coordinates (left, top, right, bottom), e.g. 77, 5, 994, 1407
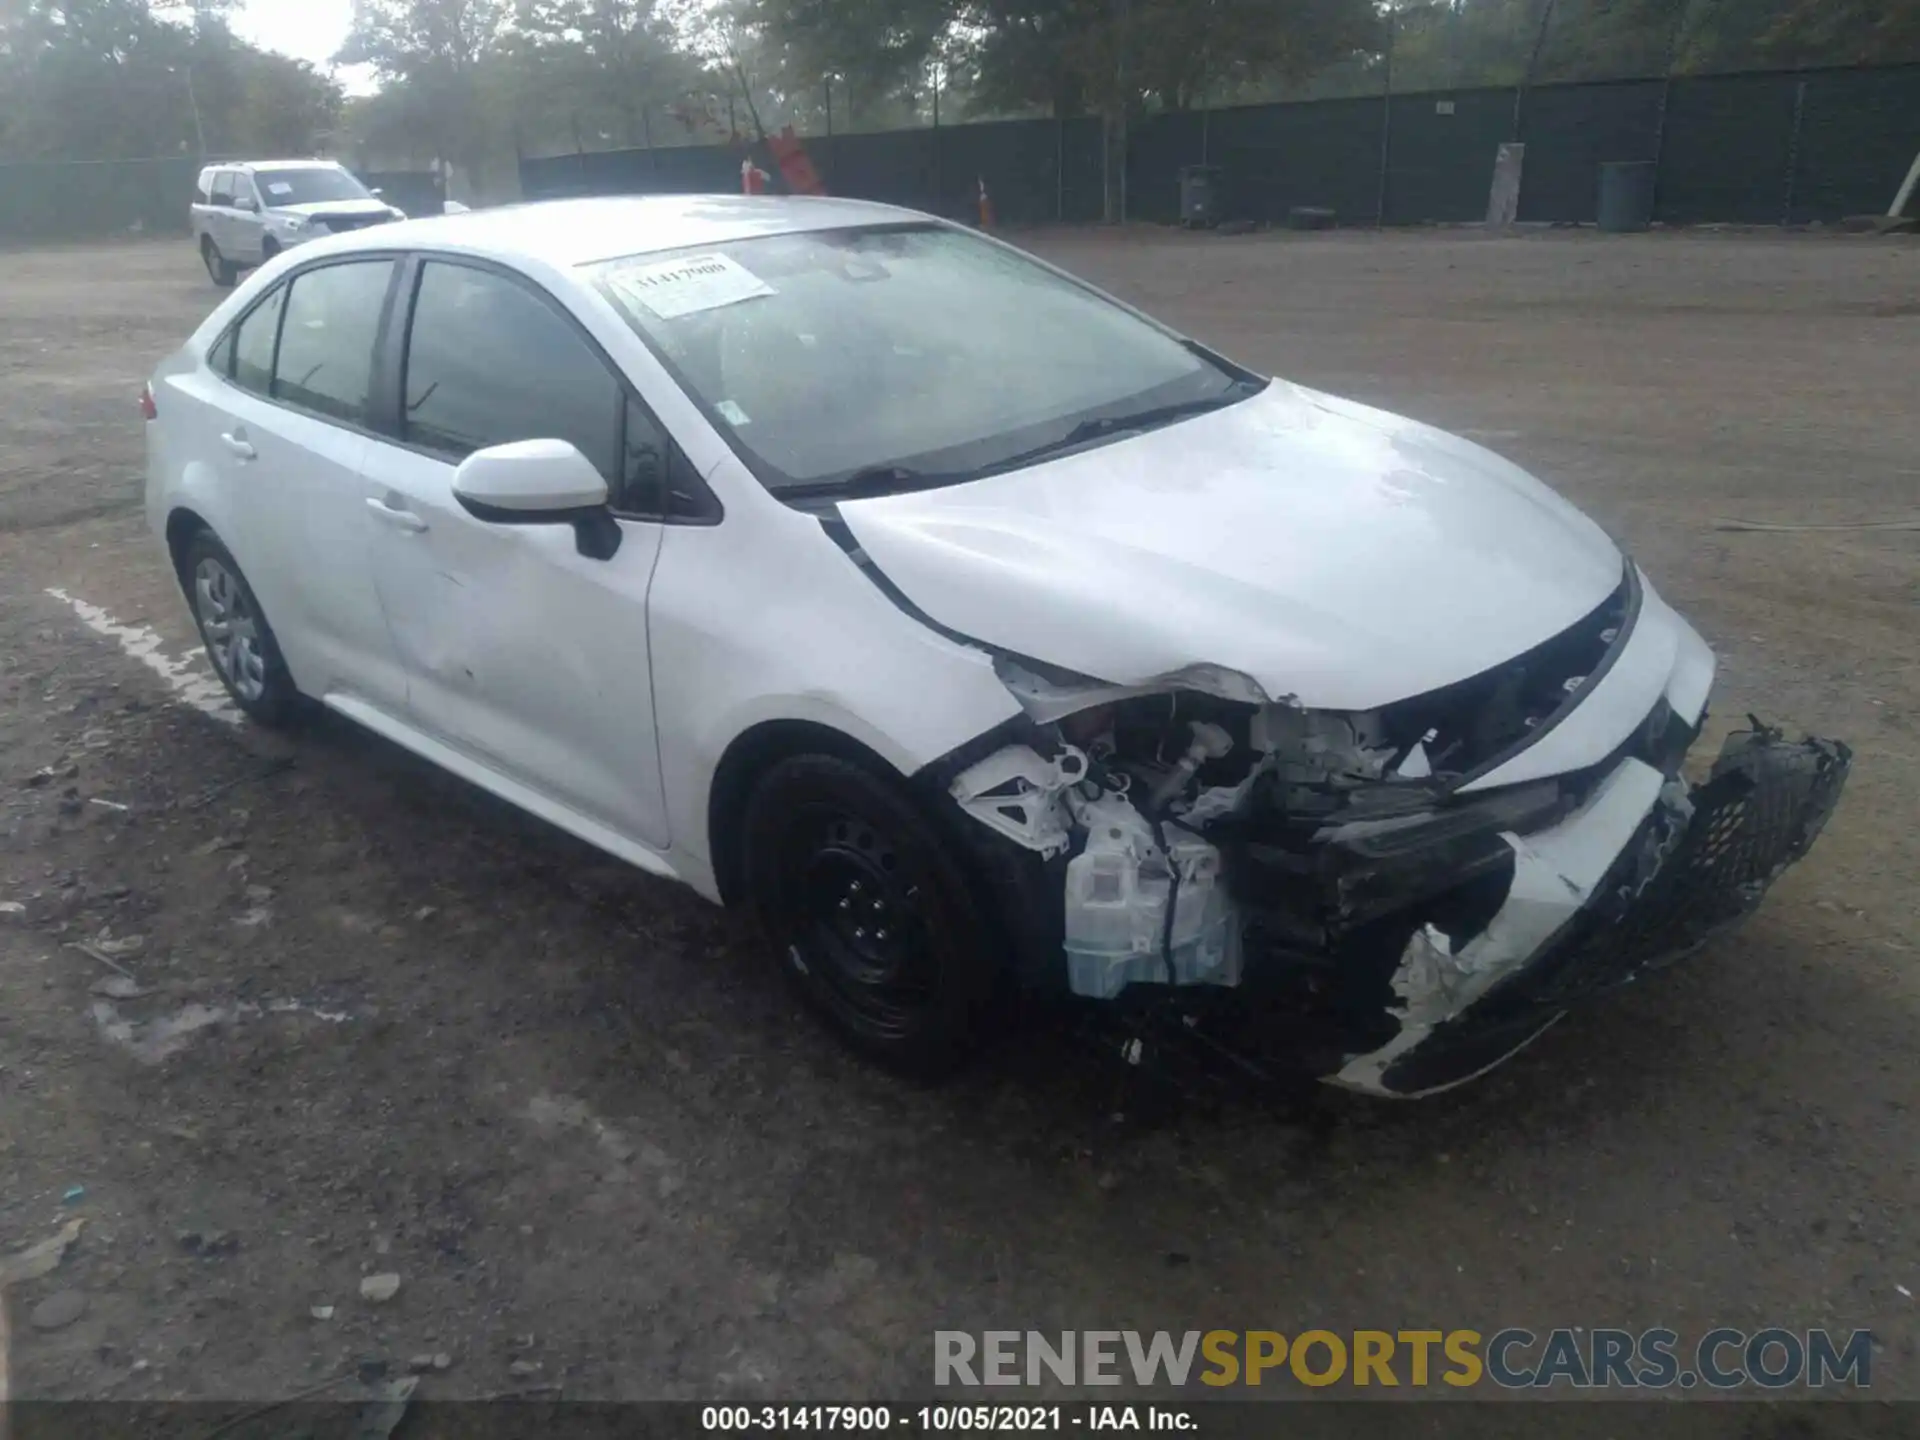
186, 257, 412, 712
205, 170, 237, 254
191, 167, 214, 236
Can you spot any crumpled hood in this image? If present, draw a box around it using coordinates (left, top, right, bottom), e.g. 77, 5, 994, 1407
836, 381, 1624, 712
272, 199, 394, 220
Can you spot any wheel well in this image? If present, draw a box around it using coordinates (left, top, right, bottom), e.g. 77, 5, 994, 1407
164, 508, 211, 587
707, 720, 900, 907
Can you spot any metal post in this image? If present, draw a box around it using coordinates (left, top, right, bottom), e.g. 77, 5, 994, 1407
1059, 117, 1075, 222
1512, 0, 1558, 140
1377, 9, 1395, 227
1649, 0, 1704, 224
825, 79, 833, 138
1102, 111, 1112, 222
1782, 78, 1807, 225
184, 65, 207, 160
1118, 0, 1131, 222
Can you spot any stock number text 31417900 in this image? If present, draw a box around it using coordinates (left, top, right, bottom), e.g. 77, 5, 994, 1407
702, 1406, 1076, 1431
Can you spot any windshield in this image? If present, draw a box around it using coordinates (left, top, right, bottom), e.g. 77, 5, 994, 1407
253, 167, 373, 206
586, 225, 1260, 496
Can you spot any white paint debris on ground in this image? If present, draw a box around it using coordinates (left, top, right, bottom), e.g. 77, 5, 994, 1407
44, 587, 239, 726
90, 998, 352, 1065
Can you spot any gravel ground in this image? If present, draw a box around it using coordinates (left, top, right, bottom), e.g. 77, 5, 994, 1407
0, 226, 1915, 1419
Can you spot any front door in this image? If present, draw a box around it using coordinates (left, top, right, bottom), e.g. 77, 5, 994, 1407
358, 257, 672, 849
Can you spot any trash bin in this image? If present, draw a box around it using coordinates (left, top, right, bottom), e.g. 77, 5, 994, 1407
1597, 161, 1656, 233
1179, 165, 1223, 229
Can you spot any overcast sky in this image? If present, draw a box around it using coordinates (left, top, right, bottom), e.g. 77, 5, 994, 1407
232, 0, 369, 89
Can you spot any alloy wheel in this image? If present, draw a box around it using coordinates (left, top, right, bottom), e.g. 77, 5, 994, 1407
194, 556, 267, 703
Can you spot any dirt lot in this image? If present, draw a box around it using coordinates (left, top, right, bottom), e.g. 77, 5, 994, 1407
0, 226, 1916, 1416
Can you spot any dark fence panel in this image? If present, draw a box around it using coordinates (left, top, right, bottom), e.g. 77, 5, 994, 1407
1517, 79, 1664, 222
1129, 98, 1388, 224
1789, 63, 1920, 221
1125, 110, 1201, 223
1385, 87, 1512, 223
0, 156, 200, 240
816, 129, 938, 212
1060, 117, 1106, 222
515, 62, 1920, 233
937, 117, 1075, 223
1657, 71, 1802, 224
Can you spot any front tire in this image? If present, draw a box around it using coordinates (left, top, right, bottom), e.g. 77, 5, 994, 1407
260, 236, 281, 264
201, 236, 237, 288
181, 530, 300, 728
740, 754, 1002, 1078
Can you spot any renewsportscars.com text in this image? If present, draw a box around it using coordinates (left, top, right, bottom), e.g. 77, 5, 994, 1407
934, 1328, 1873, 1391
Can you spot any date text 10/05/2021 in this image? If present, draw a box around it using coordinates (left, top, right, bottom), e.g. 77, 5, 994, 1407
702, 1407, 1196, 1431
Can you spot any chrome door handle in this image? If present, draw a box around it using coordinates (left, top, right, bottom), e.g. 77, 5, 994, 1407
220, 431, 256, 461
365, 497, 428, 533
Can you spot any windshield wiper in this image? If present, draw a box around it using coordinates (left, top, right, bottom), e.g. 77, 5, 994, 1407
987, 380, 1267, 475
777, 464, 969, 503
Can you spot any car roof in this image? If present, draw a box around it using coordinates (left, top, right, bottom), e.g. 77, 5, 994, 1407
323, 194, 931, 269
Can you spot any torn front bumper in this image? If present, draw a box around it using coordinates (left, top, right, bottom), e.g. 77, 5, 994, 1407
1327, 726, 1851, 1097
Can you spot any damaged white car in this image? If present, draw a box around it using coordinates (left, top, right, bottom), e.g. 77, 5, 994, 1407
144, 196, 1850, 1097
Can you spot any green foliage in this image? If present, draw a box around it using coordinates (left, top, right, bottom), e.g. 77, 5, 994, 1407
4, 0, 1914, 170
0, 0, 341, 160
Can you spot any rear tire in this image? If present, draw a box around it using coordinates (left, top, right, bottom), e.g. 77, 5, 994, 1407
180, 530, 301, 728
201, 236, 237, 288
740, 754, 1002, 1079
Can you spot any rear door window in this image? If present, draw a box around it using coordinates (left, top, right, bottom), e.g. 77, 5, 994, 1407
272, 260, 395, 424
231, 285, 287, 396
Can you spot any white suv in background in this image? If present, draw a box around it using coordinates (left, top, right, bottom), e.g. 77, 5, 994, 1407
192, 160, 405, 287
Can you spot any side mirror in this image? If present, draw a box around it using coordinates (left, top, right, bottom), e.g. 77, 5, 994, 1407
236, 197, 259, 213
370, 187, 385, 199
452, 439, 622, 560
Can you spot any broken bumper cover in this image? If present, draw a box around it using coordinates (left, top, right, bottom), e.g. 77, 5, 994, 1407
1326, 727, 1851, 1097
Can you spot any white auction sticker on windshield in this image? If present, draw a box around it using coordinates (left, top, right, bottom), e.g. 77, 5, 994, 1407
266, 183, 293, 196
609, 253, 773, 320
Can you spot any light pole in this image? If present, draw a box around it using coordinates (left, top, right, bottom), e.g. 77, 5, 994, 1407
170, 64, 208, 159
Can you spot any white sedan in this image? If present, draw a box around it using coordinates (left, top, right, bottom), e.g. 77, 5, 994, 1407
143, 196, 1850, 1096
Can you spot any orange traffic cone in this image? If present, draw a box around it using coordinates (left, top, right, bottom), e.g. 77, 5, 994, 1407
977, 176, 995, 229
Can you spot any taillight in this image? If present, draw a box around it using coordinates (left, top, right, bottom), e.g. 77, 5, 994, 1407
139, 383, 157, 421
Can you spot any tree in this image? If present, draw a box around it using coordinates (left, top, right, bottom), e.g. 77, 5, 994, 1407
0, 0, 340, 160
1766, 0, 1920, 65
512, 0, 708, 146
338, 0, 509, 171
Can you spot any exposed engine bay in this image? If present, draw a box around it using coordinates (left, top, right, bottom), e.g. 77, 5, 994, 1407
937, 575, 1851, 1098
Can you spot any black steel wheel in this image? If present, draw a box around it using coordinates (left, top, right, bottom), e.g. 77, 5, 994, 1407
740, 753, 1001, 1077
